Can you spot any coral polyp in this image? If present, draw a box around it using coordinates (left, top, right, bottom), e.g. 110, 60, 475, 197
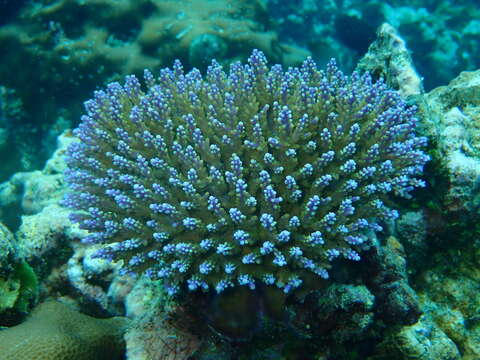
63, 50, 429, 295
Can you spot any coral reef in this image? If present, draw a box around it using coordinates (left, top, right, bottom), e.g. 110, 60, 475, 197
0, 132, 82, 292
0, 261, 38, 317
126, 312, 201, 360
423, 69, 480, 216
0, 300, 127, 360
136, 0, 308, 69
0, 0, 308, 179
0, 222, 16, 274
0, 129, 127, 317
65, 243, 126, 314
355, 20, 480, 360
64, 49, 428, 296
395, 211, 428, 267
2, 4, 480, 357
125, 284, 201, 360
362, 236, 422, 326
0, 130, 76, 229
266, 0, 480, 90
265, 0, 362, 71
381, 0, 480, 90
414, 246, 480, 360
0, 85, 34, 182
191, 235, 420, 353
16, 205, 73, 261
372, 315, 461, 360
294, 283, 376, 341
357, 23, 423, 98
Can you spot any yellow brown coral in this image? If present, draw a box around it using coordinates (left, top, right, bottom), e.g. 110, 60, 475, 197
0, 300, 127, 360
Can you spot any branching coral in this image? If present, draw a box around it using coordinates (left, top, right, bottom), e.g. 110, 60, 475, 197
64, 50, 429, 296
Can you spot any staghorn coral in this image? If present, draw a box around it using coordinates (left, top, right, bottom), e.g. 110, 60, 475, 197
63, 50, 429, 296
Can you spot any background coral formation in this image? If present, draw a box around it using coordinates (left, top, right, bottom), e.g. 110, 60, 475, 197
266, 0, 480, 90
0, 0, 307, 181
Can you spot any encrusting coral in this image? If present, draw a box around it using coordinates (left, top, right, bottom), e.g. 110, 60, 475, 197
63, 49, 429, 296
0, 300, 127, 360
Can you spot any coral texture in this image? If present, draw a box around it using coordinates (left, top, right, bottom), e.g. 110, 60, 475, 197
0, 222, 16, 274
362, 236, 421, 325
0, 130, 75, 229
413, 244, 480, 360
0, 300, 127, 360
0, 223, 38, 316
357, 23, 423, 98
64, 50, 428, 295
424, 69, 480, 215
373, 315, 461, 360
125, 305, 201, 360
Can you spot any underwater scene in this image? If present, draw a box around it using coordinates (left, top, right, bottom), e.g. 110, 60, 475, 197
0, 0, 480, 359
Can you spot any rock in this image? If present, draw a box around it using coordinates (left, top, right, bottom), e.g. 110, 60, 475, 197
0, 222, 38, 317
372, 315, 461, 360
66, 243, 123, 314
364, 237, 422, 326
0, 130, 74, 228
357, 23, 423, 98
423, 69, 480, 215
396, 211, 428, 268
417, 249, 480, 360
0, 261, 38, 316
15, 204, 79, 262
125, 302, 201, 360
0, 222, 16, 273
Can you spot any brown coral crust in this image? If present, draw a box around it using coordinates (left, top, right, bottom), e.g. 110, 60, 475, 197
0, 300, 127, 360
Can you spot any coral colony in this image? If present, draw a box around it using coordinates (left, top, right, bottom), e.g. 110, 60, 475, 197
63, 50, 429, 295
